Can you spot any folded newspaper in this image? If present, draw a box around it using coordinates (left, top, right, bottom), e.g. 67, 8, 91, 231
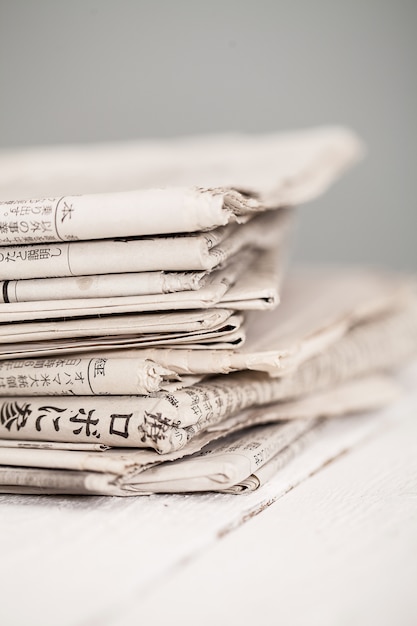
0, 126, 415, 496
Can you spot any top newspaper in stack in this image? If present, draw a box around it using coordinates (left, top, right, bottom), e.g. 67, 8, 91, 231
0, 127, 359, 338
0, 126, 361, 245
0, 127, 363, 365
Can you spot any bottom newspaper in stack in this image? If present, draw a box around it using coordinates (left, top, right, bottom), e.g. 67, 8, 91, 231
0, 268, 416, 496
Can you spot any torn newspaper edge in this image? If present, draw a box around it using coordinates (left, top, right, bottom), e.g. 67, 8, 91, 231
0, 270, 210, 303
0, 268, 411, 367
0, 289, 414, 398
0, 272, 414, 395
0, 357, 207, 396
92, 268, 416, 376
0, 209, 289, 281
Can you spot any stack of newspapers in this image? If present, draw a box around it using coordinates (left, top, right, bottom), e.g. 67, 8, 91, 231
0, 127, 416, 495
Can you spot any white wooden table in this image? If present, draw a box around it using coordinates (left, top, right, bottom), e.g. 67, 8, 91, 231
1, 366, 416, 626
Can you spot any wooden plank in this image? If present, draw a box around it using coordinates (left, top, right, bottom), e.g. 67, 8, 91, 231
114, 384, 417, 626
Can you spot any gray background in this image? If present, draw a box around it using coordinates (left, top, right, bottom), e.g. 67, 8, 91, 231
0, 0, 416, 269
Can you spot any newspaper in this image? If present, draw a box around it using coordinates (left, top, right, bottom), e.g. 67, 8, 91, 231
0, 294, 414, 453
0, 314, 246, 360
220, 425, 321, 494
0, 208, 289, 281
0, 373, 397, 495
0, 276, 413, 396
0, 246, 282, 323
119, 375, 396, 494
0, 357, 183, 396
0, 291, 412, 399
109, 268, 416, 376
219, 247, 284, 310
0, 307, 238, 345
0, 250, 247, 322
0, 270, 210, 304
0, 268, 410, 364
0, 127, 361, 244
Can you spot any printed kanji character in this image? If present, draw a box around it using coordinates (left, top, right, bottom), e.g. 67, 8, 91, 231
70, 408, 100, 438
17, 375, 29, 388
64, 372, 73, 385
109, 414, 132, 439
254, 451, 264, 466
36, 405, 66, 432
38, 248, 50, 260
74, 372, 85, 384
27, 249, 39, 261
139, 411, 175, 444
30, 221, 41, 233
93, 358, 107, 377
40, 374, 51, 387
0, 401, 32, 431
41, 221, 53, 232
17, 207, 31, 216
60, 201, 74, 222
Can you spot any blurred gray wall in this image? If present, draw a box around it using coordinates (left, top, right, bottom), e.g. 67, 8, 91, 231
1, 0, 416, 269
